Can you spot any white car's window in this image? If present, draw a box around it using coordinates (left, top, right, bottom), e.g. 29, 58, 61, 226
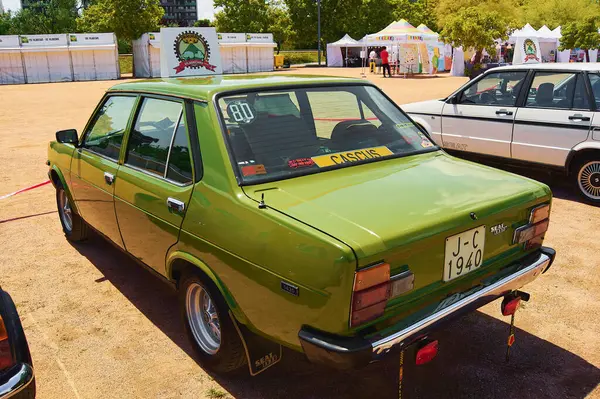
525, 72, 589, 110
458, 71, 527, 107
588, 73, 600, 108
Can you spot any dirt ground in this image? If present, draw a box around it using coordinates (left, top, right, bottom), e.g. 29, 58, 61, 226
0, 68, 599, 399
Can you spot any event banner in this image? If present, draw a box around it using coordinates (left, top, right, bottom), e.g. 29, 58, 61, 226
513, 37, 541, 65
68, 33, 115, 46
418, 43, 431, 74
160, 27, 223, 77
20, 34, 68, 47
246, 33, 274, 43
0, 35, 20, 49
218, 33, 246, 43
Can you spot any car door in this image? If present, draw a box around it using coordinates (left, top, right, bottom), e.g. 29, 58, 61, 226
442, 70, 527, 157
114, 96, 196, 275
71, 95, 138, 248
512, 71, 594, 166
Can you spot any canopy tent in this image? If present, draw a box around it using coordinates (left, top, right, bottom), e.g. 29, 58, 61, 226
69, 33, 119, 81
20, 34, 72, 83
218, 33, 248, 74
0, 35, 25, 84
326, 34, 362, 67
365, 20, 432, 74
132, 32, 161, 77
246, 33, 277, 72
416, 24, 439, 41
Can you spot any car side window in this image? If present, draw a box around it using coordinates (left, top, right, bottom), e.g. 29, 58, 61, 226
83, 96, 137, 160
458, 71, 527, 107
125, 97, 192, 184
588, 73, 600, 108
525, 72, 589, 110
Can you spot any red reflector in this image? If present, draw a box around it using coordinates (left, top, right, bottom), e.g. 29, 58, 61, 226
350, 301, 386, 327
415, 340, 439, 365
352, 282, 391, 311
501, 296, 521, 316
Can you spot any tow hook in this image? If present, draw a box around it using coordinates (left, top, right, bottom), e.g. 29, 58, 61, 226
502, 290, 530, 362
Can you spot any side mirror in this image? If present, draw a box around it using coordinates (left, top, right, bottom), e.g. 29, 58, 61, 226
56, 129, 78, 145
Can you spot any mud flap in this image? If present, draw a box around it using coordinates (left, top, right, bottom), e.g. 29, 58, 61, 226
230, 312, 282, 376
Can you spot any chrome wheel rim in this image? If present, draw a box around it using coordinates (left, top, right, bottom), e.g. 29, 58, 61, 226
59, 189, 73, 232
578, 161, 600, 200
186, 283, 221, 355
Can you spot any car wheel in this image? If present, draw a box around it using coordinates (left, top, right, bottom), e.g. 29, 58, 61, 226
573, 157, 600, 205
56, 181, 88, 241
180, 273, 246, 374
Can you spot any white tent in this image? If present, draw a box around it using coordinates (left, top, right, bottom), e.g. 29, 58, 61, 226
326, 34, 361, 67
69, 33, 119, 81
218, 33, 248, 74
20, 34, 72, 83
246, 33, 277, 72
132, 32, 161, 78
0, 35, 25, 84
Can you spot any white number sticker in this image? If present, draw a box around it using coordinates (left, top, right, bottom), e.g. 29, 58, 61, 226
227, 101, 255, 124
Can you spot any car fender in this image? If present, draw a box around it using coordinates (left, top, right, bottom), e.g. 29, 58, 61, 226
48, 164, 80, 214
409, 115, 433, 135
165, 250, 248, 325
566, 142, 600, 172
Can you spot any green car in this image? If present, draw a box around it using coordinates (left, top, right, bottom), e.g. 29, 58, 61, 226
47, 75, 556, 375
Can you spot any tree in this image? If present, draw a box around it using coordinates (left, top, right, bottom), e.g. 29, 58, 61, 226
8, 0, 78, 34
436, 0, 519, 29
0, 11, 12, 35
519, 0, 600, 29
559, 16, 600, 63
392, 0, 438, 31
213, 0, 272, 33
194, 19, 213, 27
267, 1, 295, 52
439, 5, 515, 63
77, 0, 163, 42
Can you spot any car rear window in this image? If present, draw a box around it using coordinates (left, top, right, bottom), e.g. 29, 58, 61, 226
217, 85, 437, 184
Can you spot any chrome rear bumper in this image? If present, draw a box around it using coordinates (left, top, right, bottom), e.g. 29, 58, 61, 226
0, 363, 34, 398
298, 247, 555, 370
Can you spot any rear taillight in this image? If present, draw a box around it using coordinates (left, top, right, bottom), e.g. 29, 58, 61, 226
350, 263, 390, 327
415, 340, 439, 365
0, 315, 13, 370
513, 204, 550, 249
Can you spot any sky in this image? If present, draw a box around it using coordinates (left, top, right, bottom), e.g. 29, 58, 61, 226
3, 0, 216, 20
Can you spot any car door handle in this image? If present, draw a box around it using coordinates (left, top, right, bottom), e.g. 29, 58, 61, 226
167, 197, 185, 213
568, 114, 591, 121
496, 109, 513, 116
104, 172, 114, 185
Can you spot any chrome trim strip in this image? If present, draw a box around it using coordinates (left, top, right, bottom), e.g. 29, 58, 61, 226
370, 253, 551, 355
0, 363, 34, 398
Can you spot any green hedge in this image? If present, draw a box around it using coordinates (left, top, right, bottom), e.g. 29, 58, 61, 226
119, 54, 133, 75
280, 51, 322, 65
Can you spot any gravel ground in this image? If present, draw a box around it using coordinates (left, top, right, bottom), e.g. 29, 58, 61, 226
0, 69, 598, 399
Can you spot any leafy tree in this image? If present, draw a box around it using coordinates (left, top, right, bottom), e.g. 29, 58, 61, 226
436, 0, 519, 29
194, 19, 213, 27
267, 1, 295, 52
213, 0, 272, 33
439, 5, 515, 63
559, 16, 600, 62
0, 11, 12, 35
392, 0, 438, 31
8, 0, 78, 34
77, 0, 164, 42
519, 0, 600, 29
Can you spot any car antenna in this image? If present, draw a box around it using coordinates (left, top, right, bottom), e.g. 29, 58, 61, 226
258, 193, 267, 209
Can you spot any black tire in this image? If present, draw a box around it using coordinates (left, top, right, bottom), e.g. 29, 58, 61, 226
571, 155, 600, 206
179, 272, 246, 374
55, 181, 88, 241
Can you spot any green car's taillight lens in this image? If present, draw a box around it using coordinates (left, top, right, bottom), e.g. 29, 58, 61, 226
350, 263, 390, 327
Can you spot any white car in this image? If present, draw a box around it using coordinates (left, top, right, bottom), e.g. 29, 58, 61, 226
403, 63, 600, 204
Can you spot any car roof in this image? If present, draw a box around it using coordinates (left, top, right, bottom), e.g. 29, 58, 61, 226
487, 63, 600, 73
109, 74, 366, 101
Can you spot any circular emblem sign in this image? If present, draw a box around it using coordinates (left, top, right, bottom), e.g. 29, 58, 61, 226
523, 38, 539, 62
173, 31, 217, 74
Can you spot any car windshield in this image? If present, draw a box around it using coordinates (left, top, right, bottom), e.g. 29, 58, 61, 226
217, 85, 438, 184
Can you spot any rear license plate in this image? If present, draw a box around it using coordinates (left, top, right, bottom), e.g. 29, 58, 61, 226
443, 226, 486, 282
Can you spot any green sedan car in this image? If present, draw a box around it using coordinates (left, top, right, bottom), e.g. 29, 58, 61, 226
47, 75, 555, 375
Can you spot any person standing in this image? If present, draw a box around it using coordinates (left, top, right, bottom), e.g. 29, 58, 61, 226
381, 46, 391, 77
369, 49, 377, 73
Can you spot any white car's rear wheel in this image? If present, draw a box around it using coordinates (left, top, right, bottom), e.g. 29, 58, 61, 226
574, 159, 600, 205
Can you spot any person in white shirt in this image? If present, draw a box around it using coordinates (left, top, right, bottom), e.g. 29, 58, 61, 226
369, 50, 377, 72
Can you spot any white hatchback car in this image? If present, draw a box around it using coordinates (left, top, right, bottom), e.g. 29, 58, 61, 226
403, 63, 600, 204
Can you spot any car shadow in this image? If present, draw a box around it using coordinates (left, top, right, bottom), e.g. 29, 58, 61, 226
71, 233, 600, 399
